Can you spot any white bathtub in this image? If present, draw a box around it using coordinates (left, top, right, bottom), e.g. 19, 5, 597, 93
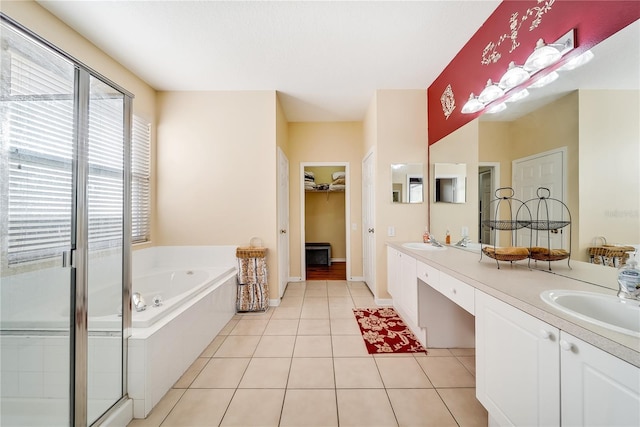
0, 245, 238, 423
127, 246, 237, 419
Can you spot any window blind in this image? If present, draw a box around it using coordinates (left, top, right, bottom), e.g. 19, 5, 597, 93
2, 23, 145, 263
131, 116, 150, 244
3, 31, 75, 263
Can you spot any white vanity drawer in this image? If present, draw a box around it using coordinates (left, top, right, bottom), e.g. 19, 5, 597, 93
416, 261, 440, 287
434, 272, 475, 315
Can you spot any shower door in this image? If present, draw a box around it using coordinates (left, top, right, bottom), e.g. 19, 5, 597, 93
0, 18, 130, 426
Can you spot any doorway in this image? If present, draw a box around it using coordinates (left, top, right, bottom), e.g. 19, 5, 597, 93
300, 163, 350, 281
478, 162, 500, 245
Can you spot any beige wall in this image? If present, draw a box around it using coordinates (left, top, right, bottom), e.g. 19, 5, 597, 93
287, 122, 363, 280
155, 91, 280, 297
368, 90, 429, 299
430, 120, 480, 244
1, 0, 159, 249
579, 90, 640, 258
305, 191, 347, 258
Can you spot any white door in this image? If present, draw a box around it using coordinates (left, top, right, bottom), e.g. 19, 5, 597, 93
513, 149, 565, 248
277, 148, 290, 298
362, 151, 376, 295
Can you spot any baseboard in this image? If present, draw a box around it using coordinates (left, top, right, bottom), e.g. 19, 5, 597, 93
269, 298, 281, 307
288, 276, 303, 282
331, 258, 346, 262
348, 276, 365, 281
375, 297, 393, 306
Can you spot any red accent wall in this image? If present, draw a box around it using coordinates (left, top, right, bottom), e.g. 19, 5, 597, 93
428, 0, 640, 145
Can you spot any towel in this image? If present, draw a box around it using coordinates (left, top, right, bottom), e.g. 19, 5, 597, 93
332, 171, 345, 180
483, 246, 530, 256
529, 247, 570, 257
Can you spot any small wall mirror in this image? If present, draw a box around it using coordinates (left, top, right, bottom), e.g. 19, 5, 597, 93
434, 163, 467, 203
391, 163, 423, 204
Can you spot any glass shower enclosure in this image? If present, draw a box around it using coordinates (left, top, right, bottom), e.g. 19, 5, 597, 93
0, 17, 131, 426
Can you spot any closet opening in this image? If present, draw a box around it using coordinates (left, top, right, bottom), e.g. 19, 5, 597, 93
301, 163, 350, 281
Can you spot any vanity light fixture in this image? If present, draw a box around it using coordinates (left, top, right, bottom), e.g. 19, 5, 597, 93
528, 71, 559, 89
461, 93, 485, 114
505, 88, 529, 103
499, 62, 530, 90
478, 79, 504, 104
460, 29, 576, 115
558, 49, 594, 71
524, 30, 575, 72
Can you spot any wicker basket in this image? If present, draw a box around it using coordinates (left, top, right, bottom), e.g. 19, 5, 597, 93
482, 247, 530, 262
236, 247, 268, 259
587, 236, 634, 267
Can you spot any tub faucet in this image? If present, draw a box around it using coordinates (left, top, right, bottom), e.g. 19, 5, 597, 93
132, 292, 147, 312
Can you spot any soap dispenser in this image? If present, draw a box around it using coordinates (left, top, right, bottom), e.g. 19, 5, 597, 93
423, 227, 430, 243
617, 252, 640, 300
445, 230, 451, 245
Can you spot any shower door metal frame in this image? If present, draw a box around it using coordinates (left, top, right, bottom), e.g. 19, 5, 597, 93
1, 14, 134, 427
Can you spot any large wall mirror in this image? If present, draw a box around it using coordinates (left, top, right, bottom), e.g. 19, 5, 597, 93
430, 19, 639, 289
391, 163, 423, 204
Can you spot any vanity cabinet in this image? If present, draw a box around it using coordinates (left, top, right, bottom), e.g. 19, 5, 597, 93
387, 247, 418, 327
475, 290, 560, 427
560, 332, 640, 427
387, 247, 400, 297
476, 290, 640, 426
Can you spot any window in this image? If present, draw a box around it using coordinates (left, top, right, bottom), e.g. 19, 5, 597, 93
1, 20, 144, 264
131, 116, 150, 244
2, 23, 75, 264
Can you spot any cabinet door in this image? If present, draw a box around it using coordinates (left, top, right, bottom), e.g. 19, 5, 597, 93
476, 291, 560, 427
560, 332, 640, 427
400, 253, 417, 324
386, 247, 400, 297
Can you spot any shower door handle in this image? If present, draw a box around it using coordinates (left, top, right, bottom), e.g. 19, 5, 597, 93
62, 249, 75, 268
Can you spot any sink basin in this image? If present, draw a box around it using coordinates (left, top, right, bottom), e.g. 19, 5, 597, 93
402, 242, 447, 251
452, 242, 483, 253
540, 290, 640, 337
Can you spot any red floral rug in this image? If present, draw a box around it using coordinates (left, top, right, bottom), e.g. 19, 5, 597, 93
353, 307, 427, 354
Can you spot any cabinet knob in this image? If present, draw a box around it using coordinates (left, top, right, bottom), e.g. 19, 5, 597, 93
559, 340, 573, 351
539, 329, 552, 340
424, 272, 428, 278
451, 288, 457, 295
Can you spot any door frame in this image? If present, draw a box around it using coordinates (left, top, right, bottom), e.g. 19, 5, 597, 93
277, 147, 290, 298
478, 162, 500, 244
361, 148, 376, 294
300, 162, 351, 281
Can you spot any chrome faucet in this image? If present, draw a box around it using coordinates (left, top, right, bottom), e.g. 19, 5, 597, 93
455, 236, 471, 247
428, 236, 444, 247
132, 292, 147, 312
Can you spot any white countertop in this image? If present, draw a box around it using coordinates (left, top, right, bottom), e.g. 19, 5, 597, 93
387, 241, 640, 367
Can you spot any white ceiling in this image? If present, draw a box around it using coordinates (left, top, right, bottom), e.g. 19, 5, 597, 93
37, 0, 501, 122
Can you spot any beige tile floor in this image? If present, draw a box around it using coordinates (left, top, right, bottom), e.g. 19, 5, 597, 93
128, 280, 487, 427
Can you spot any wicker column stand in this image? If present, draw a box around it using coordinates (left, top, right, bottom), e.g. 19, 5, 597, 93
236, 246, 269, 312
